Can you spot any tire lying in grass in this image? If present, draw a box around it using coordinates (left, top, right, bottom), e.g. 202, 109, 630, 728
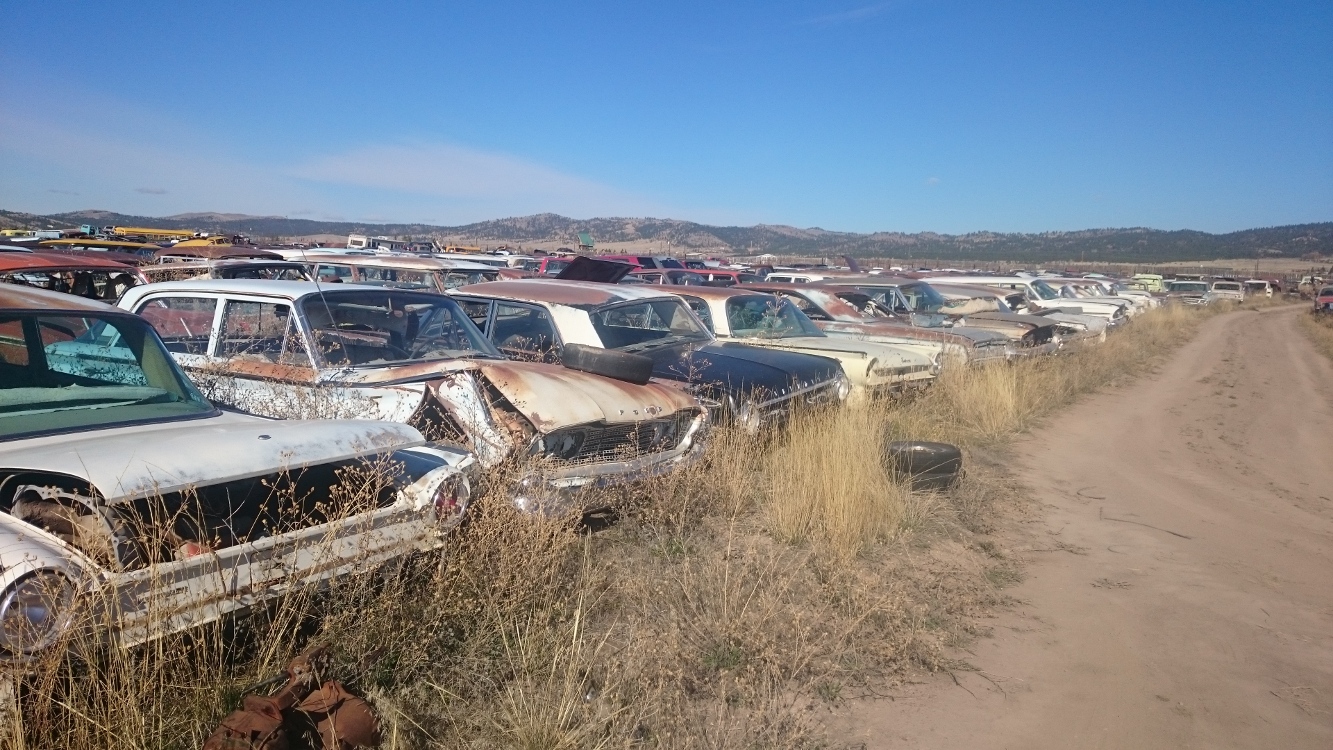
561, 343, 654, 385
884, 440, 963, 490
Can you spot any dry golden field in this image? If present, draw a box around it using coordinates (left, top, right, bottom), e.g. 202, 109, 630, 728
4, 304, 1218, 750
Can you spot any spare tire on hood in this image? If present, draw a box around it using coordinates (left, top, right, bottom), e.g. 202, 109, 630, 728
561, 343, 654, 385
884, 440, 963, 490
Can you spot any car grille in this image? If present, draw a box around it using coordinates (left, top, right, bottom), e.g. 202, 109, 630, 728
758, 378, 841, 422
543, 410, 699, 466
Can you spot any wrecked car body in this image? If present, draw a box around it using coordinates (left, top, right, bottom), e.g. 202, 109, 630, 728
812, 278, 1063, 356
447, 279, 850, 432
672, 286, 941, 400
1, 285, 472, 680
928, 283, 1108, 345
739, 282, 1013, 367
117, 280, 708, 510
298, 253, 510, 290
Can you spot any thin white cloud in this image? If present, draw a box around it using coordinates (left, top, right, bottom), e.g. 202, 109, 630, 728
0, 111, 668, 223
801, 3, 890, 25
925, 176, 942, 186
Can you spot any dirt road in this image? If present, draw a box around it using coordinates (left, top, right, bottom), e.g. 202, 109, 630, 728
838, 307, 1333, 748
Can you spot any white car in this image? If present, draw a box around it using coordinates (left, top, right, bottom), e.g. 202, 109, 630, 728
671, 286, 941, 400
117, 280, 708, 510
1, 286, 472, 698
922, 275, 1129, 324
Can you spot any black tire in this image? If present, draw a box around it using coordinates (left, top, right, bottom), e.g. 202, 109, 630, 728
561, 343, 654, 385
884, 440, 963, 490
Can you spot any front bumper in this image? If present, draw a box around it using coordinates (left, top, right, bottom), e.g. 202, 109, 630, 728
511, 412, 709, 515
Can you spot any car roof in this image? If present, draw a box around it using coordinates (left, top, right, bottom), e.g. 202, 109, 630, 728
669, 285, 778, 301
154, 245, 284, 261
919, 275, 1033, 284
0, 252, 136, 271
451, 279, 674, 307
124, 278, 348, 300
300, 253, 497, 271
0, 283, 124, 312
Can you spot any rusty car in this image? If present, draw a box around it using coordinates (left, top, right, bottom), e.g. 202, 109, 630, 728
1, 284, 474, 700
0, 252, 146, 303
928, 282, 1108, 344
809, 277, 1065, 355
447, 279, 850, 432
296, 253, 507, 290
153, 245, 285, 264
1312, 285, 1333, 315
117, 280, 709, 511
139, 259, 314, 284
739, 282, 1013, 367
919, 275, 1130, 324
671, 286, 941, 400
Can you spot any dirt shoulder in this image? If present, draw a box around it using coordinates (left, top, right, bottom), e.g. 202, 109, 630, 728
833, 306, 1333, 748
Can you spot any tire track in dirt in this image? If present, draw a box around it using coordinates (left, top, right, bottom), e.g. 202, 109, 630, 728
835, 307, 1333, 748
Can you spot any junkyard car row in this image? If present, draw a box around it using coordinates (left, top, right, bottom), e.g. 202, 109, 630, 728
0, 243, 1231, 695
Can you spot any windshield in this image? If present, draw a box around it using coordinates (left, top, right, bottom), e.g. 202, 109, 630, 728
1212, 283, 1241, 291
1, 313, 213, 440
1031, 280, 1062, 300
299, 290, 500, 367
725, 296, 824, 339
895, 283, 948, 313
590, 298, 712, 352
1168, 282, 1208, 293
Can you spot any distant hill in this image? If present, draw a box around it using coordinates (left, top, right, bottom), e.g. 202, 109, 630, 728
3, 208, 1330, 263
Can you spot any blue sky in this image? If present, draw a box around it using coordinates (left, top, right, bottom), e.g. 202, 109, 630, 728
2, 0, 1329, 233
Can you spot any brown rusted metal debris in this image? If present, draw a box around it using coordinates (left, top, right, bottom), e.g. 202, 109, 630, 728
203, 645, 381, 750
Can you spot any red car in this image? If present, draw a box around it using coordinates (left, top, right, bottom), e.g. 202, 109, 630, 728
1315, 285, 1333, 315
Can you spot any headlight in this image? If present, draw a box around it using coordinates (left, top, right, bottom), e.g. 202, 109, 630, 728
930, 352, 943, 375
732, 399, 763, 434
432, 474, 471, 524
0, 572, 74, 656
833, 372, 852, 401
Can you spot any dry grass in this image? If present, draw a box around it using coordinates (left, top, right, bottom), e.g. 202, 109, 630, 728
3, 303, 1212, 750
1298, 310, 1333, 361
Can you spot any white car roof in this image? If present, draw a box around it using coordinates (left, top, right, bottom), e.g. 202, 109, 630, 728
119, 278, 401, 303
450, 279, 676, 307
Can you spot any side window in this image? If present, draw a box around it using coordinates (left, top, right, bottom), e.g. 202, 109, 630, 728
218, 300, 309, 366
491, 303, 559, 361
680, 296, 715, 333
457, 299, 492, 330
0, 318, 30, 366
137, 297, 217, 355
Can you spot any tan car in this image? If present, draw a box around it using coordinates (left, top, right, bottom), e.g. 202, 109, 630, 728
672, 286, 940, 400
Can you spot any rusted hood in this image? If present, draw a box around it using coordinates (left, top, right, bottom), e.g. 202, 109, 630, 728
0, 411, 424, 504
473, 360, 701, 432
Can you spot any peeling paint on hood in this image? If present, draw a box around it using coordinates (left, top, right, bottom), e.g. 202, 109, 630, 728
473, 360, 701, 432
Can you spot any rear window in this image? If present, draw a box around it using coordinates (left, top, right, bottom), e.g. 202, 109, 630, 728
590, 299, 711, 351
